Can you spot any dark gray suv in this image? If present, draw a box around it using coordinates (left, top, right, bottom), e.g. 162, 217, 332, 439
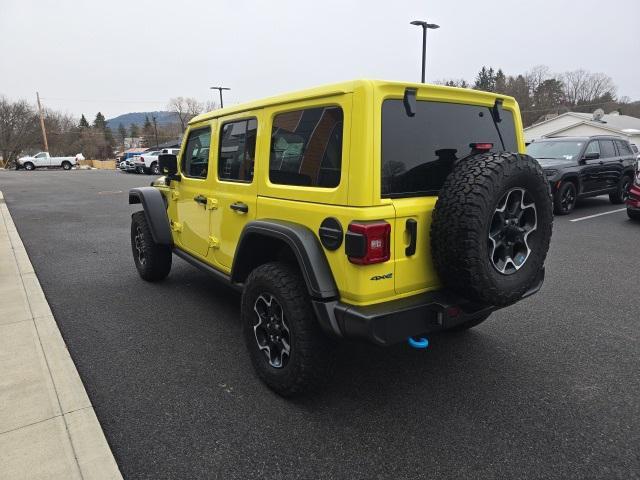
527, 135, 637, 214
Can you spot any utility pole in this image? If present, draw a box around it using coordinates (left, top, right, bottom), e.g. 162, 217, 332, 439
36, 92, 49, 152
152, 116, 159, 148
210, 86, 230, 108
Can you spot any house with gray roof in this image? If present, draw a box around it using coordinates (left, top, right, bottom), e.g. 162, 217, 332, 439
524, 111, 640, 149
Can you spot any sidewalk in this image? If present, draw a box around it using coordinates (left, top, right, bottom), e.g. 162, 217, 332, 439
0, 191, 122, 480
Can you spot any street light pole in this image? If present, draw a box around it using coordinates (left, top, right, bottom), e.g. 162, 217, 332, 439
210, 86, 231, 108
410, 20, 440, 83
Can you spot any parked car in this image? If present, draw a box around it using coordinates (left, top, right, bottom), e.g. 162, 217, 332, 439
527, 136, 637, 214
129, 79, 553, 396
16, 152, 83, 171
626, 165, 640, 220
132, 151, 162, 174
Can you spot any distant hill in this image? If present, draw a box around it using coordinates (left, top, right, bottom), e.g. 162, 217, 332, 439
106, 111, 179, 129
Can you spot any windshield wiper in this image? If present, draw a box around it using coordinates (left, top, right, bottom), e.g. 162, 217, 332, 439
490, 99, 505, 150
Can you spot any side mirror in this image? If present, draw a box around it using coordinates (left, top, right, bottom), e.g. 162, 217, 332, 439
159, 154, 178, 174
583, 152, 599, 161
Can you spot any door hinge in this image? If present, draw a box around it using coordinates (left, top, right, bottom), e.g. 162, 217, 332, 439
206, 198, 218, 210
208, 235, 220, 248
170, 221, 183, 233
171, 191, 180, 201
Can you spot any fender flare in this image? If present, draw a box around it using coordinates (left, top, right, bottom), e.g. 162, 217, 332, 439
128, 187, 172, 246
231, 220, 339, 301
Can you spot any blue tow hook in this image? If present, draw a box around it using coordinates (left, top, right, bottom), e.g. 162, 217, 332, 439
408, 336, 429, 349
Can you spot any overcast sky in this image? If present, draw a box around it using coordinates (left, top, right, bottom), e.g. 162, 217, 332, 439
1, 0, 638, 120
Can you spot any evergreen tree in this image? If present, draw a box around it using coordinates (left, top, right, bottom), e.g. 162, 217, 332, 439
79, 114, 90, 128
142, 116, 154, 148
129, 123, 139, 139
118, 123, 127, 150
93, 112, 107, 131
495, 69, 507, 93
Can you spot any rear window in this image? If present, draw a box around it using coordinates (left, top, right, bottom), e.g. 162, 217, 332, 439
381, 99, 517, 197
269, 106, 343, 188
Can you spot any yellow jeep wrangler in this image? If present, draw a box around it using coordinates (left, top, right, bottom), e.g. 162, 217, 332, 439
129, 80, 553, 396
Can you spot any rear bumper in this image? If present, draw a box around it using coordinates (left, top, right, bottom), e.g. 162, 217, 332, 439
313, 268, 545, 346
625, 184, 640, 210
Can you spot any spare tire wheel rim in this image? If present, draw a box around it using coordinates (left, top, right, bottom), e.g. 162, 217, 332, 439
253, 294, 291, 369
488, 187, 537, 275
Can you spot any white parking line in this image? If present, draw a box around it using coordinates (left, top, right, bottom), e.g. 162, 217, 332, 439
570, 208, 627, 222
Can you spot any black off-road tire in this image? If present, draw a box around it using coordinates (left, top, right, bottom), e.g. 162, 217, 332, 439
241, 262, 336, 397
445, 312, 492, 332
61, 161, 72, 170
609, 175, 632, 204
553, 181, 577, 215
627, 208, 640, 221
24, 162, 35, 171
130, 211, 172, 281
431, 152, 553, 307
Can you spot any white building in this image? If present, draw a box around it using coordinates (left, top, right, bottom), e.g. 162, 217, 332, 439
524, 111, 640, 149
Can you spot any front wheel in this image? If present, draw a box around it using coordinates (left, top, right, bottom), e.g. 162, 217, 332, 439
61, 161, 72, 170
610, 176, 632, 204
130, 211, 172, 281
241, 262, 336, 397
23, 162, 35, 171
554, 181, 577, 215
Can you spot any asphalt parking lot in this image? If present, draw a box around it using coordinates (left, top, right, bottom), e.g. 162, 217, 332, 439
0, 169, 638, 480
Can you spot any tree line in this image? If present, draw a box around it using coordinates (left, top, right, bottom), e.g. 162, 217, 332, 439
0, 95, 217, 168
438, 65, 639, 126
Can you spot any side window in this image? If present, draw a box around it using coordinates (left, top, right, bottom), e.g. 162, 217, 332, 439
35, 153, 46, 158
182, 128, 211, 178
615, 140, 633, 156
584, 141, 600, 157
598, 140, 616, 159
218, 118, 257, 183
269, 106, 343, 188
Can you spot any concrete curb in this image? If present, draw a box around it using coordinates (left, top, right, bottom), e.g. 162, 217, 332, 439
0, 191, 123, 480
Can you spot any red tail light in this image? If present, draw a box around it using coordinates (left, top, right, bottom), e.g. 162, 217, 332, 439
470, 142, 494, 151
345, 221, 391, 265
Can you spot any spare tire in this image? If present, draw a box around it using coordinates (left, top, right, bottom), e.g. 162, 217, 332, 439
431, 152, 552, 306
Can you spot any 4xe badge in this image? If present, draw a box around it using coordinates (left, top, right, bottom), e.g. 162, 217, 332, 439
370, 273, 392, 281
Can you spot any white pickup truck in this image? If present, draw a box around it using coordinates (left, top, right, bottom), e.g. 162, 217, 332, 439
131, 148, 180, 174
17, 152, 84, 171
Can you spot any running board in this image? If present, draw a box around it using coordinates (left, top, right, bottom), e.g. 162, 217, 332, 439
172, 248, 242, 292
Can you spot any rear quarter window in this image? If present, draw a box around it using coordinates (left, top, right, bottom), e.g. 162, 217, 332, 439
381, 100, 517, 197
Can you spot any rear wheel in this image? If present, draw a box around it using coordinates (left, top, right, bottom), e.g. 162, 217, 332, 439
61, 161, 72, 170
554, 181, 577, 215
628, 208, 640, 221
610, 175, 632, 204
431, 152, 553, 307
150, 162, 160, 175
136, 165, 145, 174
130, 211, 172, 281
24, 162, 35, 171
241, 262, 335, 397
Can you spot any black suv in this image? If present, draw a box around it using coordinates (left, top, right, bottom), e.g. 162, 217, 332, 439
527, 136, 637, 214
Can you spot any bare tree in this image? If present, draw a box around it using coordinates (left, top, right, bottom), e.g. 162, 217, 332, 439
168, 97, 205, 132
562, 70, 616, 105
525, 65, 551, 96
0, 97, 39, 168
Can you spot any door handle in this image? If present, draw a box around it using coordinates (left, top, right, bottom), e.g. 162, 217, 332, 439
405, 218, 417, 256
194, 194, 207, 205
230, 202, 248, 213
